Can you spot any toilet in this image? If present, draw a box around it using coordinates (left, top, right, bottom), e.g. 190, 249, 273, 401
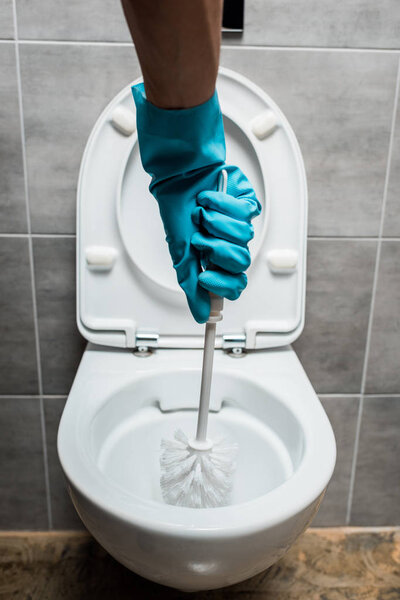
58, 68, 336, 591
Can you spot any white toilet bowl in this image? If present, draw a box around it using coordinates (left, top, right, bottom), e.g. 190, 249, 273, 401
58, 68, 336, 590
59, 345, 335, 591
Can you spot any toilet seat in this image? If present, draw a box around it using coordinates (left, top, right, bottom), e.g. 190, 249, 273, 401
77, 68, 307, 350
59, 345, 335, 535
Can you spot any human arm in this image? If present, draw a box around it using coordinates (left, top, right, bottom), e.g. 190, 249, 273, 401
121, 0, 222, 109
121, 0, 261, 323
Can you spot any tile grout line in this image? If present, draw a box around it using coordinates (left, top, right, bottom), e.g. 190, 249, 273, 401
222, 44, 400, 54
308, 236, 400, 242
359, 54, 400, 389
1, 38, 400, 53
3, 393, 400, 399
0, 233, 76, 238
345, 56, 400, 526
2, 232, 400, 241
12, 0, 53, 530
0, 395, 68, 399
318, 393, 362, 398
1, 37, 400, 54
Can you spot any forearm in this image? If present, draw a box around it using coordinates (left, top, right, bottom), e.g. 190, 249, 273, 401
121, 0, 223, 109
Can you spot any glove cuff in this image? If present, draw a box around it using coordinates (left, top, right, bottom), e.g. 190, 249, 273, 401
132, 83, 226, 185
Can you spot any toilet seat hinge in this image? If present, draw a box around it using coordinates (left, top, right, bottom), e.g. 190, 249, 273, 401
222, 333, 247, 356
134, 330, 159, 355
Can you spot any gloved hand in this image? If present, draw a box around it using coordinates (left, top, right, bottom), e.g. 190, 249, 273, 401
132, 83, 261, 323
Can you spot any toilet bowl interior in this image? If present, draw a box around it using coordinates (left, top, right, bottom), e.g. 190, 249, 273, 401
89, 370, 304, 506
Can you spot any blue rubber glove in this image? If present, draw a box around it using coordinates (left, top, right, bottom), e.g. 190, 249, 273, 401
132, 83, 261, 323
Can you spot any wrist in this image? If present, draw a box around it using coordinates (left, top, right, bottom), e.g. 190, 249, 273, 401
132, 83, 226, 182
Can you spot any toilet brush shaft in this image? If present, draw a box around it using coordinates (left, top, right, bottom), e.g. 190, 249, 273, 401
194, 170, 226, 443
195, 321, 217, 442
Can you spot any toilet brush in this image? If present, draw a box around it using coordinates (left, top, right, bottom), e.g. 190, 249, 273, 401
160, 293, 238, 508
160, 169, 238, 508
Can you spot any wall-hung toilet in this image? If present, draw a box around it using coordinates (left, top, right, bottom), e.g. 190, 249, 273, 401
58, 68, 336, 592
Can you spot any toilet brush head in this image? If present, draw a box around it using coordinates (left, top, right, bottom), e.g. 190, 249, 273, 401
160, 429, 238, 508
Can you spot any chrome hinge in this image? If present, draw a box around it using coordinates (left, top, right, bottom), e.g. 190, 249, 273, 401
222, 333, 246, 356
134, 331, 159, 355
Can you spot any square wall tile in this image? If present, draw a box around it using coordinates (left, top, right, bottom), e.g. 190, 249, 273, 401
33, 237, 86, 394
0, 1, 14, 39
351, 396, 400, 525
0, 44, 27, 232
0, 397, 47, 529
44, 397, 84, 529
17, 0, 130, 41
293, 240, 376, 393
313, 396, 359, 526
220, 48, 397, 236
14, 0, 400, 48
20, 44, 140, 233
0, 237, 38, 394
365, 242, 400, 394
383, 86, 400, 237
224, 0, 400, 49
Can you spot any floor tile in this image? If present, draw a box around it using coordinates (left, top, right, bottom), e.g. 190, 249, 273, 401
2, 528, 400, 597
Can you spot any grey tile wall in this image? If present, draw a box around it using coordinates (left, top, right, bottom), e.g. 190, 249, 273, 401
44, 397, 84, 529
235, 0, 400, 49
0, 237, 38, 394
1, 2, 400, 529
33, 237, 85, 395
0, 1, 14, 39
313, 396, 359, 526
0, 44, 27, 232
384, 94, 400, 237
16, 0, 130, 42
220, 48, 397, 236
0, 397, 47, 528
351, 396, 400, 525
293, 240, 376, 393
365, 242, 400, 394
20, 44, 141, 233
13, 0, 400, 49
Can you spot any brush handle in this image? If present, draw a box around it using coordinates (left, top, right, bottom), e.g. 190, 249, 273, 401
193, 169, 227, 447
195, 294, 223, 444
195, 321, 216, 443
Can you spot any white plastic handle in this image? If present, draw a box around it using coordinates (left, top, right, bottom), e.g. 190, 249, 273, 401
191, 169, 228, 447
205, 169, 227, 324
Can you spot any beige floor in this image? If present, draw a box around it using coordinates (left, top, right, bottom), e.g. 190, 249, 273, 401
1, 528, 400, 599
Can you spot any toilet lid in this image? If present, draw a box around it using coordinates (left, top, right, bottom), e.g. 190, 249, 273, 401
77, 68, 307, 350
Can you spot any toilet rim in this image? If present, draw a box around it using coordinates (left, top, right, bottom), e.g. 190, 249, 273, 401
60, 434, 335, 538
58, 371, 336, 538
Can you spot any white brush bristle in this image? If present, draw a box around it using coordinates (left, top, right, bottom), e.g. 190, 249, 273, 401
160, 429, 238, 508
